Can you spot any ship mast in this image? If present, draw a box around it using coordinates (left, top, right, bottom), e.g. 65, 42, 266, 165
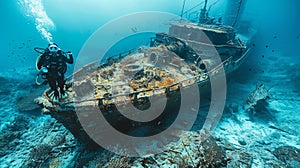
199, 0, 210, 24
203, 0, 208, 10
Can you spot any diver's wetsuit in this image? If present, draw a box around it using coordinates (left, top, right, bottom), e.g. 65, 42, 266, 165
37, 50, 73, 97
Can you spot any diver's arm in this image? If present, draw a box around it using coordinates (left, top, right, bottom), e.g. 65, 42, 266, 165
63, 51, 74, 64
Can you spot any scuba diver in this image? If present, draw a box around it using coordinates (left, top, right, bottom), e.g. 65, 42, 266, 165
36, 43, 73, 103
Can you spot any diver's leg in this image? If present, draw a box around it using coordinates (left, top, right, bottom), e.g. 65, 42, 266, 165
57, 73, 65, 93
58, 73, 68, 99
47, 74, 59, 102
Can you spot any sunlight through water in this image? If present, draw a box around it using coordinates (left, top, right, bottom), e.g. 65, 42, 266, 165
18, 0, 55, 42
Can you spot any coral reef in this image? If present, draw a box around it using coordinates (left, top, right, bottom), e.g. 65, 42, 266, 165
0, 115, 29, 158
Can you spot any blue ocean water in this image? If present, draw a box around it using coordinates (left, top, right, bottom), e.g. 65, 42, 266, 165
0, 0, 300, 167
1, 0, 299, 71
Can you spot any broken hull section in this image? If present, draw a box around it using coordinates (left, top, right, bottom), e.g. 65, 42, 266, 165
36, 85, 211, 148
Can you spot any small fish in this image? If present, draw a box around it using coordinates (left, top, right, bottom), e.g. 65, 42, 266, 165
131, 27, 138, 33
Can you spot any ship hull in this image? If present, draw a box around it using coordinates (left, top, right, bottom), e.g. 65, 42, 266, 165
45, 78, 212, 147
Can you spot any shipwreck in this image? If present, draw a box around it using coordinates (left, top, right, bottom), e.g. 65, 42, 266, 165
35, 0, 253, 147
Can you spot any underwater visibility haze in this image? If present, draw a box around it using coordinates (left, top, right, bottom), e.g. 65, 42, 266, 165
0, 0, 300, 167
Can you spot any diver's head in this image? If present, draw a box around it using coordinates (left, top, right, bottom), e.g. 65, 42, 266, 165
48, 43, 60, 53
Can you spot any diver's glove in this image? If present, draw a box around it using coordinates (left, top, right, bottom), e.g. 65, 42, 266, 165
64, 51, 71, 58
66, 51, 74, 63
40, 66, 48, 74
39, 66, 48, 77
66, 51, 72, 55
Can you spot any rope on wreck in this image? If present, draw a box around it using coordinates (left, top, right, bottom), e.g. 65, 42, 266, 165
232, 0, 243, 27
208, 0, 220, 13
168, 1, 205, 22
180, 0, 186, 18
179, 38, 247, 49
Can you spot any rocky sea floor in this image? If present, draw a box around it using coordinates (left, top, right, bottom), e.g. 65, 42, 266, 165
0, 53, 299, 167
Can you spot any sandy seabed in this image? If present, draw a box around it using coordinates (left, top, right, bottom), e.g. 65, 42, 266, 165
0, 53, 299, 167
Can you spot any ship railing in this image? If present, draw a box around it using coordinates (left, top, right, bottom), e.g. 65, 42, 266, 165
64, 49, 138, 82
177, 37, 246, 49
69, 56, 232, 106
99, 48, 136, 65
234, 48, 250, 65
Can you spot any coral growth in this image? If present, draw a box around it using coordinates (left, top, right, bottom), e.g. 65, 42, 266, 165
195, 134, 227, 167
0, 115, 29, 158
26, 144, 52, 167
273, 146, 300, 167
100, 155, 132, 168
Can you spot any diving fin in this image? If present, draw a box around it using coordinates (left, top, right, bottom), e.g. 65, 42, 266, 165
52, 96, 59, 103
61, 92, 68, 99
48, 90, 60, 103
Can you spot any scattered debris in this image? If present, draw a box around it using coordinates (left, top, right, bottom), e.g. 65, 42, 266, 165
269, 125, 290, 134
227, 151, 252, 167
26, 144, 52, 167
243, 84, 270, 111
273, 146, 300, 167
129, 131, 227, 167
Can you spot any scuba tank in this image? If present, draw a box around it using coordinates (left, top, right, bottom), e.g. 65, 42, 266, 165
36, 66, 48, 85
35, 47, 48, 85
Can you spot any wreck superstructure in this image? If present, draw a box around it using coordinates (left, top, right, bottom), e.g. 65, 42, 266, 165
35, 0, 252, 146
